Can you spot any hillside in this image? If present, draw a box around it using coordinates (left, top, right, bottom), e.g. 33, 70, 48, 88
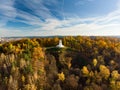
0, 36, 120, 90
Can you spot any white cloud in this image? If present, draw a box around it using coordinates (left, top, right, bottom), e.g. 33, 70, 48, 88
0, 0, 120, 37
16, 10, 43, 26
0, 0, 17, 27
34, 4, 120, 36
0, 28, 24, 37
0, 0, 58, 27
15, 0, 57, 19
1, 10, 120, 37
0, 0, 16, 18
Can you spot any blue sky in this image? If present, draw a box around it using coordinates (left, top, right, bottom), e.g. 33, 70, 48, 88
0, 0, 120, 36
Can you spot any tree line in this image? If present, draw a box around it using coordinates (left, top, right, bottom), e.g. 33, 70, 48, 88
0, 36, 120, 90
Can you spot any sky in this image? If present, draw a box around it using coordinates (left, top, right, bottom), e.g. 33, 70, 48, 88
0, 0, 120, 37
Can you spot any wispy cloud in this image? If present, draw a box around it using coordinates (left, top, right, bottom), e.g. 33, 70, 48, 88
0, 0, 58, 27
0, 0, 16, 27
0, 0, 120, 36
35, 3, 120, 36
0, 0, 16, 18
75, 0, 94, 5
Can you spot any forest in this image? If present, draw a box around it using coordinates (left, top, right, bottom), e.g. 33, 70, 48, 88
0, 36, 120, 90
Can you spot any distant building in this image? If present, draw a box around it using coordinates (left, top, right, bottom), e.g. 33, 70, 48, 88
56, 40, 64, 48
0, 37, 4, 42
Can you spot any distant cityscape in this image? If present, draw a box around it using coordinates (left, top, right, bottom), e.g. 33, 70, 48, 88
0, 37, 23, 43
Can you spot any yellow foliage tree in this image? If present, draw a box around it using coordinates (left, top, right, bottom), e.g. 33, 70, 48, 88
81, 66, 89, 77
33, 47, 44, 60
58, 72, 65, 81
116, 81, 120, 89
99, 65, 110, 79
89, 71, 94, 77
111, 70, 119, 80
21, 75, 25, 82
93, 59, 97, 67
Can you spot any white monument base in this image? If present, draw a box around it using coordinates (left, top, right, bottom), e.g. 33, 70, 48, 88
56, 40, 64, 48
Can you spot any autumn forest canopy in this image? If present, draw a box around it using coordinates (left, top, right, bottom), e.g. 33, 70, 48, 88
0, 36, 120, 90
